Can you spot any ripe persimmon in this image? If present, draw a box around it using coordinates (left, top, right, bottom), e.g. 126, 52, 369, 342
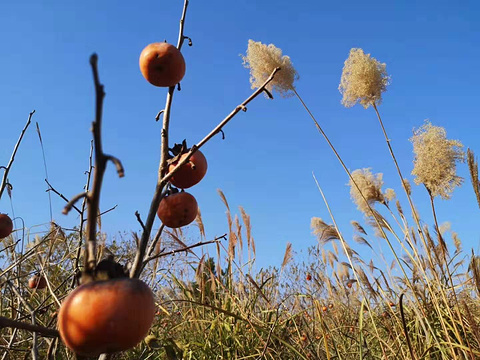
157, 192, 198, 228
28, 274, 47, 290
58, 278, 155, 356
0, 214, 13, 239
169, 150, 207, 189
306, 273, 312, 281
139, 42, 186, 87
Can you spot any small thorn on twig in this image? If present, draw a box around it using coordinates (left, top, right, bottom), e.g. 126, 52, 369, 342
237, 105, 247, 112
263, 88, 274, 99
90, 53, 98, 66
219, 129, 225, 140
155, 110, 165, 122
63, 192, 88, 215
135, 211, 146, 231
184, 36, 193, 46
177, 83, 181, 91
105, 155, 124, 178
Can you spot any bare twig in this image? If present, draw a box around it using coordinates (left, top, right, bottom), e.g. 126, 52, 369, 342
142, 234, 226, 265
71, 140, 95, 288
45, 179, 82, 214
129, 0, 188, 278
0, 316, 59, 338
146, 224, 165, 258
62, 192, 88, 215
99, 205, 117, 217
0, 110, 35, 200
63, 54, 124, 276
135, 211, 146, 231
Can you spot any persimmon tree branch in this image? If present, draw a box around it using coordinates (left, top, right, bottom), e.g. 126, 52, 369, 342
0, 110, 35, 200
130, 66, 281, 278
71, 140, 94, 287
129, 0, 189, 278
0, 316, 59, 338
46, 180, 82, 214
63, 54, 124, 275
142, 234, 227, 266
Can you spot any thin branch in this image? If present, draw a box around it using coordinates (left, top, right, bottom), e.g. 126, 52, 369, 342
0, 316, 59, 338
71, 140, 95, 288
99, 205, 117, 217
129, 0, 189, 278
80, 54, 124, 275
135, 211, 146, 231
104, 155, 125, 177
146, 224, 165, 258
142, 235, 226, 265
0, 110, 35, 200
45, 179, 82, 214
62, 192, 88, 215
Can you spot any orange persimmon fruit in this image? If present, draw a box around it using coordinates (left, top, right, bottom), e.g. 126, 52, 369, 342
157, 192, 198, 228
58, 278, 155, 356
139, 42, 186, 87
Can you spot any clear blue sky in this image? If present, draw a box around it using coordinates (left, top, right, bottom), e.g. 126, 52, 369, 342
1, 0, 479, 271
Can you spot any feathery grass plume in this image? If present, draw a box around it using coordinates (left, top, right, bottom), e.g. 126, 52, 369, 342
452, 231, 462, 253
195, 207, 205, 240
349, 168, 385, 216
395, 200, 404, 218
228, 230, 237, 261
469, 250, 480, 297
321, 248, 327, 265
367, 210, 391, 239
337, 262, 350, 280
339, 48, 390, 109
310, 217, 340, 244
402, 179, 412, 196
281, 242, 293, 272
235, 215, 243, 253
353, 235, 372, 250
239, 206, 252, 252
410, 121, 465, 199
467, 149, 480, 208
332, 240, 339, 255
327, 251, 338, 268
241, 39, 298, 97
384, 188, 396, 202
438, 222, 451, 236
357, 267, 378, 299
351, 220, 367, 235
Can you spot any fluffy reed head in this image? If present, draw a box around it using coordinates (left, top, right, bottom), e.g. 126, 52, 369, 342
410, 121, 465, 199
339, 48, 390, 109
311, 217, 340, 244
349, 168, 385, 215
241, 40, 298, 97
